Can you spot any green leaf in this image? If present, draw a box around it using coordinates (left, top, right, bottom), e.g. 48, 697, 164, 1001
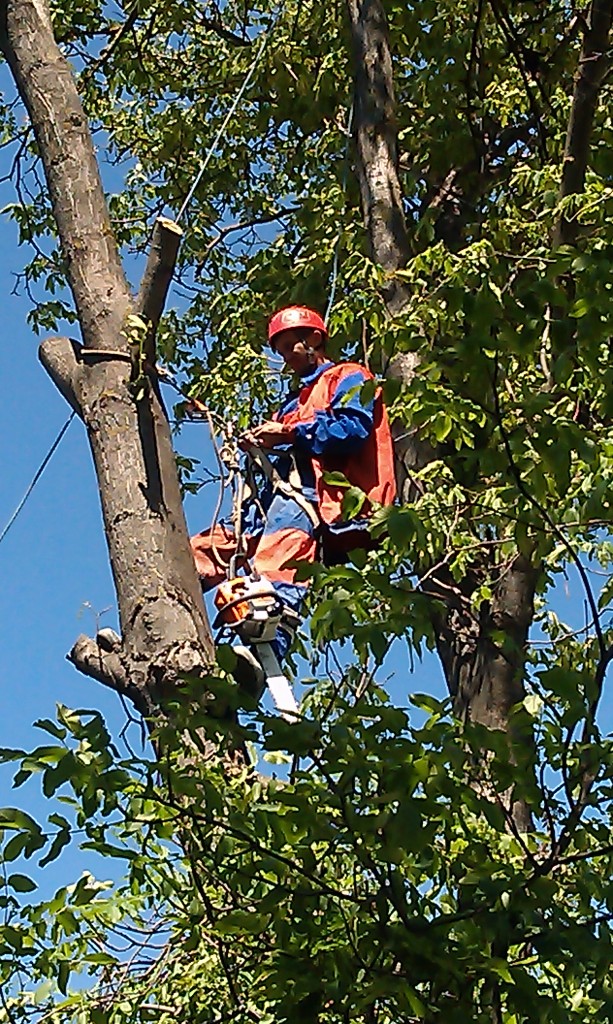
411, 694, 445, 714
0, 807, 41, 832
7, 873, 37, 893
341, 486, 366, 519
42, 755, 77, 798
2, 833, 29, 863
359, 378, 377, 406
34, 719, 67, 741
214, 910, 267, 935
523, 694, 543, 717
570, 298, 590, 318
56, 705, 84, 735
383, 375, 403, 404
216, 644, 237, 673
432, 413, 452, 442
57, 961, 70, 995
39, 829, 71, 868
322, 470, 350, 488
12, 768, 34, 789
490, 959, 514, 984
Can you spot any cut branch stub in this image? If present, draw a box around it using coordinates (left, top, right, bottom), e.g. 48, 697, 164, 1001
68, 633, 154, 716
136, 217, 183, 366
38, 335, 83, 417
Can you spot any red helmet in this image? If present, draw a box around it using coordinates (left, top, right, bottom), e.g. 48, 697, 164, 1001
267, 305, 327, 346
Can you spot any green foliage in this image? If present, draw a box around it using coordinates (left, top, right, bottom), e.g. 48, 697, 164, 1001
1, 0, 613, 1020
1, 691, 613, 1022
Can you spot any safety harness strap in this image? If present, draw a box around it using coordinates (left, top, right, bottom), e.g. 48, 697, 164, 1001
244, 443, 321, 531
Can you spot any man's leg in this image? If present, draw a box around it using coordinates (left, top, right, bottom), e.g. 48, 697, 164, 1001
191, 524, 256, 590
252, 493, 318, 658
190, 524, 265, 694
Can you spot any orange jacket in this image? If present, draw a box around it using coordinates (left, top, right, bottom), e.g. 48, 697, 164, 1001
276, 361, 396, 525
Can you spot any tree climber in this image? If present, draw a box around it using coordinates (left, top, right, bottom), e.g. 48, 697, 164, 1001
190, 305, 396, 664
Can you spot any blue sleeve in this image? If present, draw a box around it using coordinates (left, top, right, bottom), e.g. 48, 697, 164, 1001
293, 371, 375, 457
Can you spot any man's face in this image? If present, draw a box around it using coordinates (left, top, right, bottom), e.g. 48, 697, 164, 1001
273, 329, 321, 376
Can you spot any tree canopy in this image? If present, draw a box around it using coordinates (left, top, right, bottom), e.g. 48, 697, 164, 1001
0, 0, 612, 1021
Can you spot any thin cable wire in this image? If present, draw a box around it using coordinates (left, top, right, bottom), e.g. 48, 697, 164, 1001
159, 372, 237, 568
175, 9, 282, 225
0, 411, 76, 550
0, 9, 280, 564
324, 101, 354, 325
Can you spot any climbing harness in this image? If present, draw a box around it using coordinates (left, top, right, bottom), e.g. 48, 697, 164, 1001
212, 432, 305, 723
242, 442, 321, 531
160, 370, 305, 721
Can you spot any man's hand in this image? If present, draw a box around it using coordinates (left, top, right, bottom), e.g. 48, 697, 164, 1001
239, 421, 296, 451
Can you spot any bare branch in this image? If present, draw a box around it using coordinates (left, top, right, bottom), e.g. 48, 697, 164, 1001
489, 0, 548, 160
81, 1, 141, 82
422, 119, 536, 221
68, 634, 153, 717
195, 206, 299, 275
198, 14, 251, 48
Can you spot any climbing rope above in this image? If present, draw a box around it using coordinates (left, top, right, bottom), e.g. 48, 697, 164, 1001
0, 411, 76, 551
175, 7, 284, 225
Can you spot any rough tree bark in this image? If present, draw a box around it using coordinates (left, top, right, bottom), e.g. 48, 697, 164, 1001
347, 0, 612, 830
549, 0, 613, 382
553, 0, 613, 248
346, 0, 411, 319
346, 0, 537, 831
0, 0, 215, 721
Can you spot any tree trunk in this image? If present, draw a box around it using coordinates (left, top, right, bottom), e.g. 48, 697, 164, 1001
346, 0, 536, 826
553, 0, 613, 248
346, 0, 411, 318
0, 0, 215, 719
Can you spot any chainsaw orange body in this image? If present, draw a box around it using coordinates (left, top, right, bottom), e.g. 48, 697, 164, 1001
214, 576, 280, 628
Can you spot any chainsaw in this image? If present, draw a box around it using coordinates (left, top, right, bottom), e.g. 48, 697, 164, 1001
214, 575, 301, 722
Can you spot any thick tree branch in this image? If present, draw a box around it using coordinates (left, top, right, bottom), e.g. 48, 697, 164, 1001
68, 634, 154, 717
198, 14, 251, 48
82, 1, 140, 82
489, 0, 548, 161
346, 0, 411, 315
38, 335, 82, 416
0, 0, 131, 350
2, 0, 216, 721
346, 0, 536, 833
553, 0, 613, 247
136, 217, 183, 365
419, 119, 537, 246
